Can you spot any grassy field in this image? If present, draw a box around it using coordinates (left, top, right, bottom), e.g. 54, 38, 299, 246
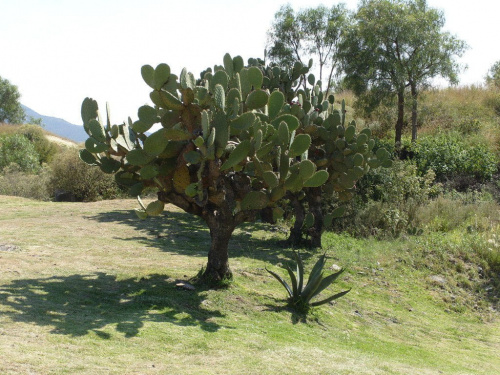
0, 196, 499, 374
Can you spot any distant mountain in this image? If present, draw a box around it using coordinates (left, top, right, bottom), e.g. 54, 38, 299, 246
22, 105, 88, 143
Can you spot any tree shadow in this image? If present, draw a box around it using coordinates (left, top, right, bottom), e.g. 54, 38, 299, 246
85, 209, 300, 265
0, 273, 227, 338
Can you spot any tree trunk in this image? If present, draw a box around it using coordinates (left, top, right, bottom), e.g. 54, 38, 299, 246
307, 187, 323, 249
287, 193, 306, 247
204, 223, 235, 281
395, 90, 405, 149
410, 84, 418, 143
203, 213, 236, 282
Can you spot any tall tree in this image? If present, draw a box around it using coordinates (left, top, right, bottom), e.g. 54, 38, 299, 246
266, 4, 350, 95
341, 0, 467, 146
0, 76, 25, 124
486, 60, 500, 89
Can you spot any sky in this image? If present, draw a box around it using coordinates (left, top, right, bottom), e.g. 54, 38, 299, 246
1, 0, 499, 125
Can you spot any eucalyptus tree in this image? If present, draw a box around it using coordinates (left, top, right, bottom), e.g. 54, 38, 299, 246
266, 3, 351, 95
341, 0, 467, 145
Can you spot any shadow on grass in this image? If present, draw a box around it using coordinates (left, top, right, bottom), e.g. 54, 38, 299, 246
0, 272, 227, 338
86, 209, 299, 265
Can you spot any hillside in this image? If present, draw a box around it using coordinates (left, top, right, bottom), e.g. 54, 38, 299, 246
0, 196, 498, 374
22, 105, 87, 143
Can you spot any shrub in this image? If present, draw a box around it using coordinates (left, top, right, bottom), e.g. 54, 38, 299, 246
0, 133, 40, 173
17, 125, 59, 164
49, 150, 122, 202
410, 133, 498, 181
0, 164, 51, 200
330, 160, 439, 237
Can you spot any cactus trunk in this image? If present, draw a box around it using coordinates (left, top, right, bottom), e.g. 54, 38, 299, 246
307, 187, 323, 249
287, 193, 306, 247
202, 207, 237, 282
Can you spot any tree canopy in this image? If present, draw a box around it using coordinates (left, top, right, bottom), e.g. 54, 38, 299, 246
266, 4, 350, 95
341, 0, 467, 145
0, 76, 25, 124
486, 61, 500, 89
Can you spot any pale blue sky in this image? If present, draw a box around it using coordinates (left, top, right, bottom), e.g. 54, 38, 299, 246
1, 0, 499, 125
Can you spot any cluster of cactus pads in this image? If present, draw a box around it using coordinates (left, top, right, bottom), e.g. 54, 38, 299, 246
79, 53, 391, 279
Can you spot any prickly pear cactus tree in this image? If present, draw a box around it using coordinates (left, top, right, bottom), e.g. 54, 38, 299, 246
256, 63, 393, 247
79, 54, 326, 282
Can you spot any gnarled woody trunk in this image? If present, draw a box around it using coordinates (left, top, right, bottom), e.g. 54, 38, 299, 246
286, 187, 324, 249
202, 209, 237, 281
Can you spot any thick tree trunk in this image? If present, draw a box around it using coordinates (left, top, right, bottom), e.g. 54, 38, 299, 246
308, 187, 323, 249
395, 90, 405, 149
203, 221, 235, 282
410, 84, 418, 143
201, 204, 237, 282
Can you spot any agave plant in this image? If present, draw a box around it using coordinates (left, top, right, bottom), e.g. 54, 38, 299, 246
266, 252, 350, 312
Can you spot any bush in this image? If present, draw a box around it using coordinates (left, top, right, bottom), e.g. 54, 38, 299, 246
17, 125, 59, 164
330, 160, 439, 237
0, 133, 40, 173
0, 164, 52, 200
49, 150, 123, 202
410, 133, 498, 181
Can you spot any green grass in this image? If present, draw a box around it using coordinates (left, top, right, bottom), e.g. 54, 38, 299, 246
0, 196, 499, 374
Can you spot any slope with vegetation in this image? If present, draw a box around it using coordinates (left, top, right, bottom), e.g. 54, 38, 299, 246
0, 196, 498, 374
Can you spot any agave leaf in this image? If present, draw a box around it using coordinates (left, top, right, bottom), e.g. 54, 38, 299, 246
306, 254, 326, 289
284, 264, 298, 297
301, 271, 324, 303
310, 289, 351, 307
266, 268, 293, 299
309, 268, 346, 300
294, 251, 304, 293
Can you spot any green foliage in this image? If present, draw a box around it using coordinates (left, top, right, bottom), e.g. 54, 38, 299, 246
266, 251, 350, 313
50, 150, 122, 202
331, 160, 439, 237
266, 4, 350, 94
341, 0, 467, 143
410, 133, 498, 181
485, 60, 500, 89
79, 54, 342, 280
0, 76, 25, 124
0, 133, 40, 173
17, 125, 59, 164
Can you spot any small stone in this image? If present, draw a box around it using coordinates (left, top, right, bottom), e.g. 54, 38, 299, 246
330, 264, 342, 272
176, 281, 196, 291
